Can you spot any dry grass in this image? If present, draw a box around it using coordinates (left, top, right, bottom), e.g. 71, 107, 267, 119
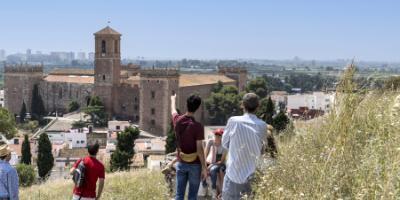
254, 66, 400, 199
20, 170, 168, 200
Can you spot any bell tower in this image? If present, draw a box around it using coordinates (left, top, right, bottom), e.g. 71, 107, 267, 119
93, 26, 121, 116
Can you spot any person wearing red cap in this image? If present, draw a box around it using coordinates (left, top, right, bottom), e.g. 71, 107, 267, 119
204, 128, 227, 198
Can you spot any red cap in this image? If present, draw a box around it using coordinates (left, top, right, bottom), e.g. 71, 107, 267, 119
213, 128, 224, 136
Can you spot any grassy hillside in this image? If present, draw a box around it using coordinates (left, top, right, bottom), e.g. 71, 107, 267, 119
20, 170, 168, 200
254, 66, 400, 199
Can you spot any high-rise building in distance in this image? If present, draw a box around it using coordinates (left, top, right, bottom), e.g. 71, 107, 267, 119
77, 52, 86, 60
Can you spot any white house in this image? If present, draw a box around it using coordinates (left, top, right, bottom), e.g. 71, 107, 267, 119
0, 90, 4, 107
108, 120, 131, 132
287, 92, 335, 112
65, 129, 88, 149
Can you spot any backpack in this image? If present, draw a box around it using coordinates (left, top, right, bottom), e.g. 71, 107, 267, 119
72, 158, 86, 188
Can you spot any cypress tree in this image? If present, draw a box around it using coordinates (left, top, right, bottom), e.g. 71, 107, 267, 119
21, 134, 32, 165
110, 126, 140, 171
19, 101, 27, 123
273, 111, 290, 133
31, 84, 46, 120
165, 123, 176, 154
37, 133, 54, 179
265, 97, 275, 124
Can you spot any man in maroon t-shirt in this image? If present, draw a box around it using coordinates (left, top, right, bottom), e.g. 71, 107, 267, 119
171, 94, 207, 200
70, 143, 105, 200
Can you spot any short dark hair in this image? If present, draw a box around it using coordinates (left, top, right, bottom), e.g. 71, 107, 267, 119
87, 143, 100, 156
242, 93, 259, 113
187, 94, 202, 113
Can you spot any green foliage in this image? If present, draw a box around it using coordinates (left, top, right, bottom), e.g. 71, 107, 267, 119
286, 73, 337, 92
165, 123, 176, 154
83, 96, 108, 127
205, 85, 242, 125
272, 111, 290, 132
212, 81, 224, 93
246, 77, 268, 98
68, 101, 80, 112
21, 134, 32, 165
37, 133, 54, 179
110, 127, 140, 172
20, 120, 39, 133
72, 120, 86, 129
256, 97, 275, 124
19, 101, 27, 123
0, 107, 17, 139
383, 76, 400, 90
16, 164, 36, 187
31, 84, 46, 121
263, 75, 292, 92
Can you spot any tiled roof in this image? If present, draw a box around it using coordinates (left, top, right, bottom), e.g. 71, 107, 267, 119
94, 26, 121, 36
49, 68, 94, 76
44, 75, 94, 84
179, 74, 235, 87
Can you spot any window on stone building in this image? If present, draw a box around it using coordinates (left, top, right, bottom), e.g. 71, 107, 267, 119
151, 91, 155, 99
134, 105, 138, 111
116, 125, 120, 130
59, 88, 62, 99
151, 119, 155, 126
134, 97, 138, 102
136, 116, 140, 121
101, 40, 106, 54
102, 75, 106, 81
151, 108, 155, 115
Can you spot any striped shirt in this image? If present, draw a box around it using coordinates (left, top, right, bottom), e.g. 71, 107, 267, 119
222, 113, 267, 184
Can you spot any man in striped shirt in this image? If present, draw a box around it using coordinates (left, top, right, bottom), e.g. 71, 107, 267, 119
221, 93, 267, 200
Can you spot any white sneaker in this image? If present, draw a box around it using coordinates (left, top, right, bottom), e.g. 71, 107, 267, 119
211, 189, 218, 199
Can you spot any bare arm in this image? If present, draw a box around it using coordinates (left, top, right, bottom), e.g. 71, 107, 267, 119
97, 178, 105, 199
69, 166, 76, 175
171, 94, 177, 115
197, 140, 208, 181
204, 141, 210, 163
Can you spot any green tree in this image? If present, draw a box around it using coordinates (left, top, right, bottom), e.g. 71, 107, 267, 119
68, 101, 80, 112
110, 126, 140, 171
272, 111, 290, 133
16, 164, 36, 187
256, 97, 275, 124
21, 134, 32, 165
19, 101, 27, 123
165, 123, 176, 154
246, 77, 268, 98
72, 120, 86, 129
37, 133, 54, 179
83, 96, 108, 127
205, 85, 242, 125
31, 84, 46, 121
0, 107, 17, 139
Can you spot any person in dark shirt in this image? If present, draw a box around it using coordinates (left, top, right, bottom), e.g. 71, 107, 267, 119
171, 94, 207, 200
70, 143, 105, 200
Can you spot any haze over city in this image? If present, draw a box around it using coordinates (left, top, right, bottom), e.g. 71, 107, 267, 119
1, 0, 400, 61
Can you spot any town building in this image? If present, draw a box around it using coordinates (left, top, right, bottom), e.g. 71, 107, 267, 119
0, 90, 4, 107
287, 92, 334, 112
3, 26, 247, 137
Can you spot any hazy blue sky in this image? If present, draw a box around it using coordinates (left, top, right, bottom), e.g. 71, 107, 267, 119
0, 0, 399, 61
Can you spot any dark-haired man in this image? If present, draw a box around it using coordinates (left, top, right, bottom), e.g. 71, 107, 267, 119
0, 144, 19, 200
221, 93, 267, 200
70, 143, 105, 200
171, 94, 207, 200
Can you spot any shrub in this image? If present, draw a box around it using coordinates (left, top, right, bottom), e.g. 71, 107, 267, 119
16, 164, 36, 187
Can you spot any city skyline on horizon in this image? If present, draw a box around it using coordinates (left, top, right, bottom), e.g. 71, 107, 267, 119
1, 1, 400, 62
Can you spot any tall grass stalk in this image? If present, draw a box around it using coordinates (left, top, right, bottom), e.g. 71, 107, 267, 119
255, 64, 400, 199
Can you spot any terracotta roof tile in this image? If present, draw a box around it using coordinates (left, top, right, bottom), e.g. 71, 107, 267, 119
44, 75, 94, 84
94, 26, 121, 36
49, 68, 94, 76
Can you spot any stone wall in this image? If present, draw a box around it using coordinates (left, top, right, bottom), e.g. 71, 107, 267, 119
4, 65, 43, 115
40, 81, 93, 114
139, 69, 179, 136
113, 83, 140, 121
178, 82, 236, 125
